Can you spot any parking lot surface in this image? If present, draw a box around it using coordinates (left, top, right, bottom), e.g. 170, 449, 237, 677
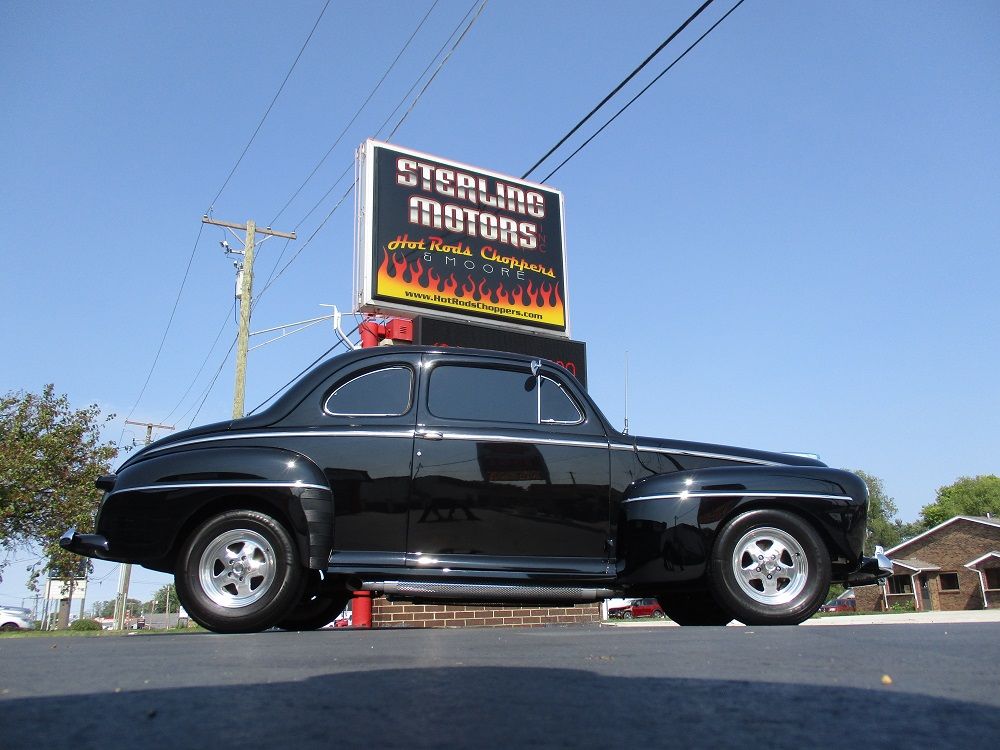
2, 621, 997, 749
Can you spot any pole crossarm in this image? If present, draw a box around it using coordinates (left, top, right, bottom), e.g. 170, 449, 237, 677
202, 216, 296, 240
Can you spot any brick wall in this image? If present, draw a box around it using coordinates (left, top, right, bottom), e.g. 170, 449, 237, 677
370, 598, 602, 628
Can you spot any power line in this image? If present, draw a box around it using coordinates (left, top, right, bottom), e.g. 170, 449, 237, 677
539, 0, 747, 183
255, 0, 486, 302
185, 335, 238, 427
118, 221, 206, 443
122, 4, 331, 436
521, 0, 715, 180
386, 0, 488, 141
159, 302, 236, 425
208, 0, 333, 212
247, 322, 361, 415
268, 0, 441, 227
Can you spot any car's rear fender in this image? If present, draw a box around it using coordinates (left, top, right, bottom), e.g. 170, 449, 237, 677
616, 466, 868, 587
95, 446, 333, 572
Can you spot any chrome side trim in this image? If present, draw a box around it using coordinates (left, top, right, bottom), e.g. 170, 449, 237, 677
362, 580, 618, 602
146, 429, 416, 454
611, 442, 782, 466
623, 491, 854, 504
424, 432, 609, 450
107, 481, 330, 497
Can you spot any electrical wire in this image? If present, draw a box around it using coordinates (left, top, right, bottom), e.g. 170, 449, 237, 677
268, 0, 441, 227
117, 221, 205, 444
207, 0, 333, 212
159, 302, 236, 425
247, 323, 361, 415
539, 0, 747, 183
121, 4, 331, 438
255, 0, 485, 302
385, 0, 488, 141
521, 0, 715, 180
184, 335, 238, 428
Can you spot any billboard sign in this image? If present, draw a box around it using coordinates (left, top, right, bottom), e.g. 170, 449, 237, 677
355, 140, 569, 335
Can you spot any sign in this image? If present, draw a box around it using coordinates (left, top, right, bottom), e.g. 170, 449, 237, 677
413, 316, 587, 387
356, 140, 569, 335
45, 578, 87, 601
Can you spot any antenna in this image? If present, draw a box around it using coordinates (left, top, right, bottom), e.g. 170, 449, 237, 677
623, 350, 630, 435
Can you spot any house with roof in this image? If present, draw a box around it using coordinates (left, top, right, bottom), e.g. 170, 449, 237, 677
854, 516, 1000, 612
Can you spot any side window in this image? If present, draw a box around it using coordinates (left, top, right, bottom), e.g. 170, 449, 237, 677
428, 366, 535, 423
428, 365, 583, 426
324, 366, 412, 416
540, 376, 583, 424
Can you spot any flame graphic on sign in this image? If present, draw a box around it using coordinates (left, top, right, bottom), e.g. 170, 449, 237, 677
375, 249, 565, 327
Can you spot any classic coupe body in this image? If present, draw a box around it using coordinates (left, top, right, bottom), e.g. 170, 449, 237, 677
63, 346, 890, 632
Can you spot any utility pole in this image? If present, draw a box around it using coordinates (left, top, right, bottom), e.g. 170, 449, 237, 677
201, 217, 296, 418
113, 420, 174, 629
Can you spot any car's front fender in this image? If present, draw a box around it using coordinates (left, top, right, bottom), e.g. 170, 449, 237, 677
616, 465, 868, 588
94, 446, 333, 571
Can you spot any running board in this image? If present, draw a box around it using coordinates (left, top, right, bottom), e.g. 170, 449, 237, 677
360, 580, 619, 604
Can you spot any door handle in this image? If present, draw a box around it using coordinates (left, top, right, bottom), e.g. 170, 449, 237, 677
417, 430, 444, 441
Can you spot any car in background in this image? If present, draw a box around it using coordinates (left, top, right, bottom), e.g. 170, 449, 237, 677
609, 598, 665, 620
819, 589, 856, 613
0, 606, 35, 631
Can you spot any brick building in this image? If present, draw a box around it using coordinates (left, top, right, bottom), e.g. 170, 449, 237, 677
855, 516, 1000, 612
370, 599, 601, 628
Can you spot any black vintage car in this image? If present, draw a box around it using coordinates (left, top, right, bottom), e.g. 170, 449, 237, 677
62, 346, 890, 632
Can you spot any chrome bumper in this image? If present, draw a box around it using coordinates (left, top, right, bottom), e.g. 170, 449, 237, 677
846, 545, 893, 586
60, 527, 110, 559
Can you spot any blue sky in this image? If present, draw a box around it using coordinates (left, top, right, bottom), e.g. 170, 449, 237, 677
2, 1, 998, 608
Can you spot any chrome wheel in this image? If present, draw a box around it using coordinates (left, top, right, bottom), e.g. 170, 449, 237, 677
710, 509, 830, 625
731, 526, 808, 606
198, 528, 277, 608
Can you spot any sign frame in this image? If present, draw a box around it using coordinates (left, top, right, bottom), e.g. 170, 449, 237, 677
354, 139, 570, 337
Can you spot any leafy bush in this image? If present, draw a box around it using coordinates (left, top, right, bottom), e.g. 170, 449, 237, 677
69, 618, 103, 631
889, 600, 916, 613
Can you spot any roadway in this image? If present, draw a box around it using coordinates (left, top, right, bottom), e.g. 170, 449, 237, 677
1, 619, 997, 748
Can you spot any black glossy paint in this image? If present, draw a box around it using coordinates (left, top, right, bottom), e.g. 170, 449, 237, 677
70, 346, 871, 599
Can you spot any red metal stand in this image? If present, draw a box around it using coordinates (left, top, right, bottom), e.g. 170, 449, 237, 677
352, 590, 373, 628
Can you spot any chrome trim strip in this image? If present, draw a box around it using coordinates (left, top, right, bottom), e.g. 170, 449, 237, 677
146, 429, 416, 454
108, 481, 330, 497
623, 491, 853, 504
427, 432, 609, 450
610, 442, 782, 466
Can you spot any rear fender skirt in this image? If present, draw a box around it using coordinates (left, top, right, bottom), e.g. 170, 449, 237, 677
96, 446, 333, 570
616, 466, 868, 586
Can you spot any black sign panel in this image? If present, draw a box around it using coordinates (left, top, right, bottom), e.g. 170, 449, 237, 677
359, 141, 568, 334
413, 316, 587, 387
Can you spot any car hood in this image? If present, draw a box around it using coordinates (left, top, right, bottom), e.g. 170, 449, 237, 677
629, 435, 827, 467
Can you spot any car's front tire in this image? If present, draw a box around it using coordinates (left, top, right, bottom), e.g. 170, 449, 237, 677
175, 510, 306, 633
709, 509, 830, 626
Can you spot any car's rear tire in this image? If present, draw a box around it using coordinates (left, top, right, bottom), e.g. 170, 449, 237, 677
652, 610, 665, 619
276, 572, 351, 631
175, 510, 305, 634
709, 509, 830, 626
657, 592, 733, 626
1, 622, 19, 632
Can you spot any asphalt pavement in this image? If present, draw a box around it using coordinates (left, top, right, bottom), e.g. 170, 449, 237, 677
2, 619, 998, 749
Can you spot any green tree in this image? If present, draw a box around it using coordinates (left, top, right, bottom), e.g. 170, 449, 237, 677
919, 475, 1000, 529
853, 470, 901, 554
144, 584, 178, 614
91, 597, 142, 619
0, 385, 118, 583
